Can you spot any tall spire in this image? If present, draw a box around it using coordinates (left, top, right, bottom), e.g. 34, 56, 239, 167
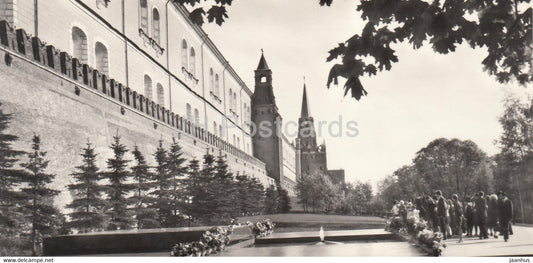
300, 83, 310, 118
257, 49, 270, 70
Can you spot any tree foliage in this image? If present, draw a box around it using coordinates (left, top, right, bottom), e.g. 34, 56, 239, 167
129, 146, 158, 229
151, 140, 174, 227
338, 182, 373, 215
183, 0, 532, 101
0, 103, 26, 255
324, 0, 532, 100
276, 183, 291, 213
66, 142, 106, 233
264, 185, 279, 214
414, 138, 493, 197
102, 136, 133, 230
376, 137, 494, 210
494, 94, 533, 223
166, 138, 187, 226
174, 0, 233, 26
19, 135, 61, 256
296, 172, 342, 213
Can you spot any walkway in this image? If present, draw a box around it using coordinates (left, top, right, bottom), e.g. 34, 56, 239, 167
443, 226, 533, 256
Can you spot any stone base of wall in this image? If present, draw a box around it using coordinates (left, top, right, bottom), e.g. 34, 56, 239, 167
42, 225, 253, 256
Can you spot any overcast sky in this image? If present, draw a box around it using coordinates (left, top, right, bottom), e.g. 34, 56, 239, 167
202, 0, 532, 189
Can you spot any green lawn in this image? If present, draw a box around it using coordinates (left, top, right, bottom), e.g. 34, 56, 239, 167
237, 213, 387, 233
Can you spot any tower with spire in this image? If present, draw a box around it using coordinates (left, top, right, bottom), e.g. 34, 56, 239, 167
296, 82, 328, 179
251, 51, 285, 184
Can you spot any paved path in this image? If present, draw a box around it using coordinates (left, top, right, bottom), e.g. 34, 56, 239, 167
443, 226, 533, 256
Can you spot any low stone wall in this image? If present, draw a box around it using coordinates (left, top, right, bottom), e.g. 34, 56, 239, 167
43, 225, 253, 256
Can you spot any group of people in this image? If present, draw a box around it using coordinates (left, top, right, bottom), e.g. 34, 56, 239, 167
392, 190, 514, 242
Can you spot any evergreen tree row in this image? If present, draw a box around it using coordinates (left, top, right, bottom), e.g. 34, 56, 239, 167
0, 103, 291, 255
66, 136, 290, 230
0, 103, 65, 256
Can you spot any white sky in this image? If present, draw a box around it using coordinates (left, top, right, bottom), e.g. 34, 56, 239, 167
202, 0, 532, 189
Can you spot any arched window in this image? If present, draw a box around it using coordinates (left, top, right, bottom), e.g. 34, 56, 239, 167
189, 47, 196, 76
72, 27, 88, 64
209, 68, 214, 94
215, 74, 220, 96
186, 103, 192, 120
156, 83, 164, 106
95, 42, 108, 75
144, 75, 153, 100
152, 8, 160, 44
229, 89, 233, 110
219, 124, 223, 137
139, 0, 148, 33
181, 39, 188, 70
194, 109, 200, 126
213, 121, 217, 136
237, 137, 240, 149
233, 134, 236, 146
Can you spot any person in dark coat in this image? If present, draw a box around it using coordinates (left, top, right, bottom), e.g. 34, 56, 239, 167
475, 191, 489, 239
487, 194, 499, 238
447, 199, 454, 237
497, 191, 513, 242
464, 197, 475, 237
399, 201, 407, 231
435, 190, 448, 240
452, 194, 464, 243
426, 196, 438, 232
415, 196, 427, 222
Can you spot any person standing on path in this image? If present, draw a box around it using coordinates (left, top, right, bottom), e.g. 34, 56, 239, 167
452, 194, 464, 243
475, 191, 489, 239
487, 194, 500, 238
498, 191, 513, 242
465, 197, 475, 237
435, 190, 448, 240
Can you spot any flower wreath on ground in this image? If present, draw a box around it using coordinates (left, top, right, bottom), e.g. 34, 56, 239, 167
385, 210, 446, 256
251, 219, 275, 238
171, 219, 275, 257
171, 226, 232, 257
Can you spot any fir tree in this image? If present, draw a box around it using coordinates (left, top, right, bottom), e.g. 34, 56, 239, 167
247, 177, 265, 215
129, 146, 158, 229
184, 158, 201, 222
0, 103, 26, 255
199, 152, 217, 223
233, 174, 249, 217
213, 154, 235, 222
264, 185, 279, 214
151, 140, 173, 227
66, 142, 106, 233
276, 183, 291, 213
235, 174, 265, 216
166, 138, 187, 226
102, 136, 133, 230
185, 153, 218, 224
19, 135, 60, 256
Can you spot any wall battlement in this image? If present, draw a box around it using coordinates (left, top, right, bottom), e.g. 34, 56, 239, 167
0, 19, 265, 169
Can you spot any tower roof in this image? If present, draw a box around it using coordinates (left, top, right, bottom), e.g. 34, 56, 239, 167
256, 52, 270, 70
300, 84, 311, 118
